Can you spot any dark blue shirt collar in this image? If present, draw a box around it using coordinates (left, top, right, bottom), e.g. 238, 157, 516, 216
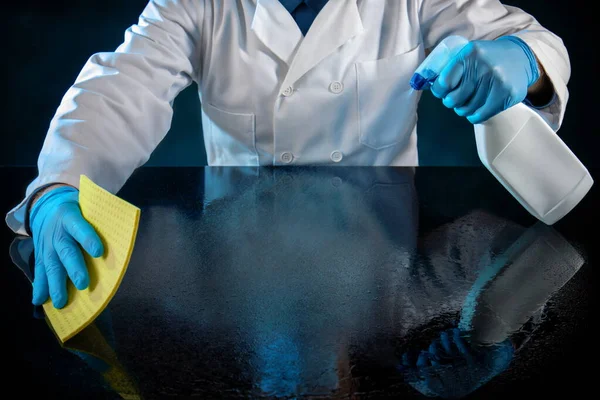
279, 0, 329, 14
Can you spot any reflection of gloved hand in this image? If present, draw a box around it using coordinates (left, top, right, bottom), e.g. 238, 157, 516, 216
399, 328, 514, 398
30, 186, 104, 308
429, 37, 540, 124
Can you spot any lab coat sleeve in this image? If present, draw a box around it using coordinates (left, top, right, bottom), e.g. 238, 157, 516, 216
5, 0, 204, 236
418, 0, 570, 130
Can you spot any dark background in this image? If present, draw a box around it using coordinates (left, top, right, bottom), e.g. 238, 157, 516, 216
1, 0, 596, 167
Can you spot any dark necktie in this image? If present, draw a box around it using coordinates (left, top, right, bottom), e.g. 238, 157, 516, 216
280, 0, 329, 36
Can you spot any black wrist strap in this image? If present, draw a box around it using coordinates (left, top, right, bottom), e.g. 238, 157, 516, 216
24, 184, 57, 237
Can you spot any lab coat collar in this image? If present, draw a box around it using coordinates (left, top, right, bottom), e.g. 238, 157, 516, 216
252, 0, 364, 87
282, 0, 364, 89
252, 0, 304, 65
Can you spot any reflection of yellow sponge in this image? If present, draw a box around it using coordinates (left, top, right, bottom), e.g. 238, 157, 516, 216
44, 175, 141, 343
65, 322, 142, 399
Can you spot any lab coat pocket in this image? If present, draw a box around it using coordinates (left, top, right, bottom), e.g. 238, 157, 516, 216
355, 43, 423, 150
201, 102, 258, 166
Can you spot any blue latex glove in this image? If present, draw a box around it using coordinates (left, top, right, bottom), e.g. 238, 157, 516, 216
428, 36, 540, 124
30, 186, 104, 308
399, 328, 514, 398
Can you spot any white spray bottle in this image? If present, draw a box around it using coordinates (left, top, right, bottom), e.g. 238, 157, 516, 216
411, 35, 593, 225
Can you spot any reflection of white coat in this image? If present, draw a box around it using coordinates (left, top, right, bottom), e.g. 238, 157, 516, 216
102, 169, 528, 397
6, 0, 570, 235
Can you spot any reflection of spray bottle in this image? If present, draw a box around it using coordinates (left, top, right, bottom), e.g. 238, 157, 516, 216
397, 221, 585, 399
459, 222, 585, 345
411, 35, 593, 225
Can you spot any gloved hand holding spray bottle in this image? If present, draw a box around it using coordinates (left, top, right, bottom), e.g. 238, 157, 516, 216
410, 35, 593, 225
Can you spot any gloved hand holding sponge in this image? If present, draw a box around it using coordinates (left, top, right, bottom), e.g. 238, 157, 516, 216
29, 185, 104, 309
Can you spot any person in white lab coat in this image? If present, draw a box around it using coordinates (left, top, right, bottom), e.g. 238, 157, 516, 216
6, 0, 570, 308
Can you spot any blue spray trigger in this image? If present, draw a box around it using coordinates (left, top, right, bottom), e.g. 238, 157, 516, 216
410, 68, 438, 90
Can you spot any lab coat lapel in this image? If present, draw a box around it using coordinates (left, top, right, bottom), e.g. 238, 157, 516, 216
282, 0, 364, 89
251, 0, 303, 65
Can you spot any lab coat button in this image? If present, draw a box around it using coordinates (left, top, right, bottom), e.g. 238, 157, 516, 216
331, 177, 343, 187
281, 152, 294, 164
330, 151, 343, 163
329, 81, 344, 94
282, 86, 294, 97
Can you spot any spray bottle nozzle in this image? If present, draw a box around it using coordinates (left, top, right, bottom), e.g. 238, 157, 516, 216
409, 69, 439, 91
411, 35, 470, 91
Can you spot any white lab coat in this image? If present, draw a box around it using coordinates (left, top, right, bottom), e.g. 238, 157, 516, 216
6, 0, 570, 235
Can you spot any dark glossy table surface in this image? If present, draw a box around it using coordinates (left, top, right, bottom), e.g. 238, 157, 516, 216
3, 167, 597, 399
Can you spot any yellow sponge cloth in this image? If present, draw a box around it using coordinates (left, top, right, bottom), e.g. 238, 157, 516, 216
43, 175, 141, 343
